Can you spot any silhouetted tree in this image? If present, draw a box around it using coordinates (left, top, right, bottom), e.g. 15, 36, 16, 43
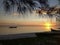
39, 0, 49, 8
3, 0, 11, 12
3, 0, 36, 14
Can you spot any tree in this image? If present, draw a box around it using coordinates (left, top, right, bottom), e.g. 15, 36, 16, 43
3, 0, 36, 15
3, 0, 11, 12
39, 0, 49, 8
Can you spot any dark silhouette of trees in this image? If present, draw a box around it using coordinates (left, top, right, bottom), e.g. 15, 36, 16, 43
39, 0, 49, 8
3, 0, 36, 14
3, 0, 11, 12
3, 0, 59, 18
3, 0, 49, 14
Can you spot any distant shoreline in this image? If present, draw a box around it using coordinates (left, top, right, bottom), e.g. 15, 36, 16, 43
0, 25, 56, 27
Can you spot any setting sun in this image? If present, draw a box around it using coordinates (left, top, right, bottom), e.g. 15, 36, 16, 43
44, 22, 52, 29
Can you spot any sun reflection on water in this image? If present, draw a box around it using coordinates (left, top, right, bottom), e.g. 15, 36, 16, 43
44, 22, 52, 30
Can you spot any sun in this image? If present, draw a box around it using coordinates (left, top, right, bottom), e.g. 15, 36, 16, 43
44, 22, 52, 29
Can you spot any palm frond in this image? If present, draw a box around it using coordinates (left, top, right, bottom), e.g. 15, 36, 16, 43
3, 0, 50, 15
16, 0, 36, 14
3, 0, 36, 14
39, 0, 49, 8
3, 0, 11, 12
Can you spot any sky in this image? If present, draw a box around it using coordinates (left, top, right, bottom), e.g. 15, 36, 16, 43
48, 0, 59, 7
0, 0, 59, 25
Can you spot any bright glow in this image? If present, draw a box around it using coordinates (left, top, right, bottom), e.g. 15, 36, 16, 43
41, 10, 47, 15
42, 12, 47, 15
44, 22, 52, 29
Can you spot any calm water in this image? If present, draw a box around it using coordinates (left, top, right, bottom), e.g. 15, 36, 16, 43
0, 26, 51, 35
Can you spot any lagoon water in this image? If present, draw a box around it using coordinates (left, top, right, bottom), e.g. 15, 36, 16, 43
0, 25, 51, 35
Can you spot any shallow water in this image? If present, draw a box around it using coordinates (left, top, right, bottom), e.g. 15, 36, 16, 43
0, 26, 51, 35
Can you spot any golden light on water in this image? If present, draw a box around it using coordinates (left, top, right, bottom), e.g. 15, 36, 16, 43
44, 22, 52, 30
